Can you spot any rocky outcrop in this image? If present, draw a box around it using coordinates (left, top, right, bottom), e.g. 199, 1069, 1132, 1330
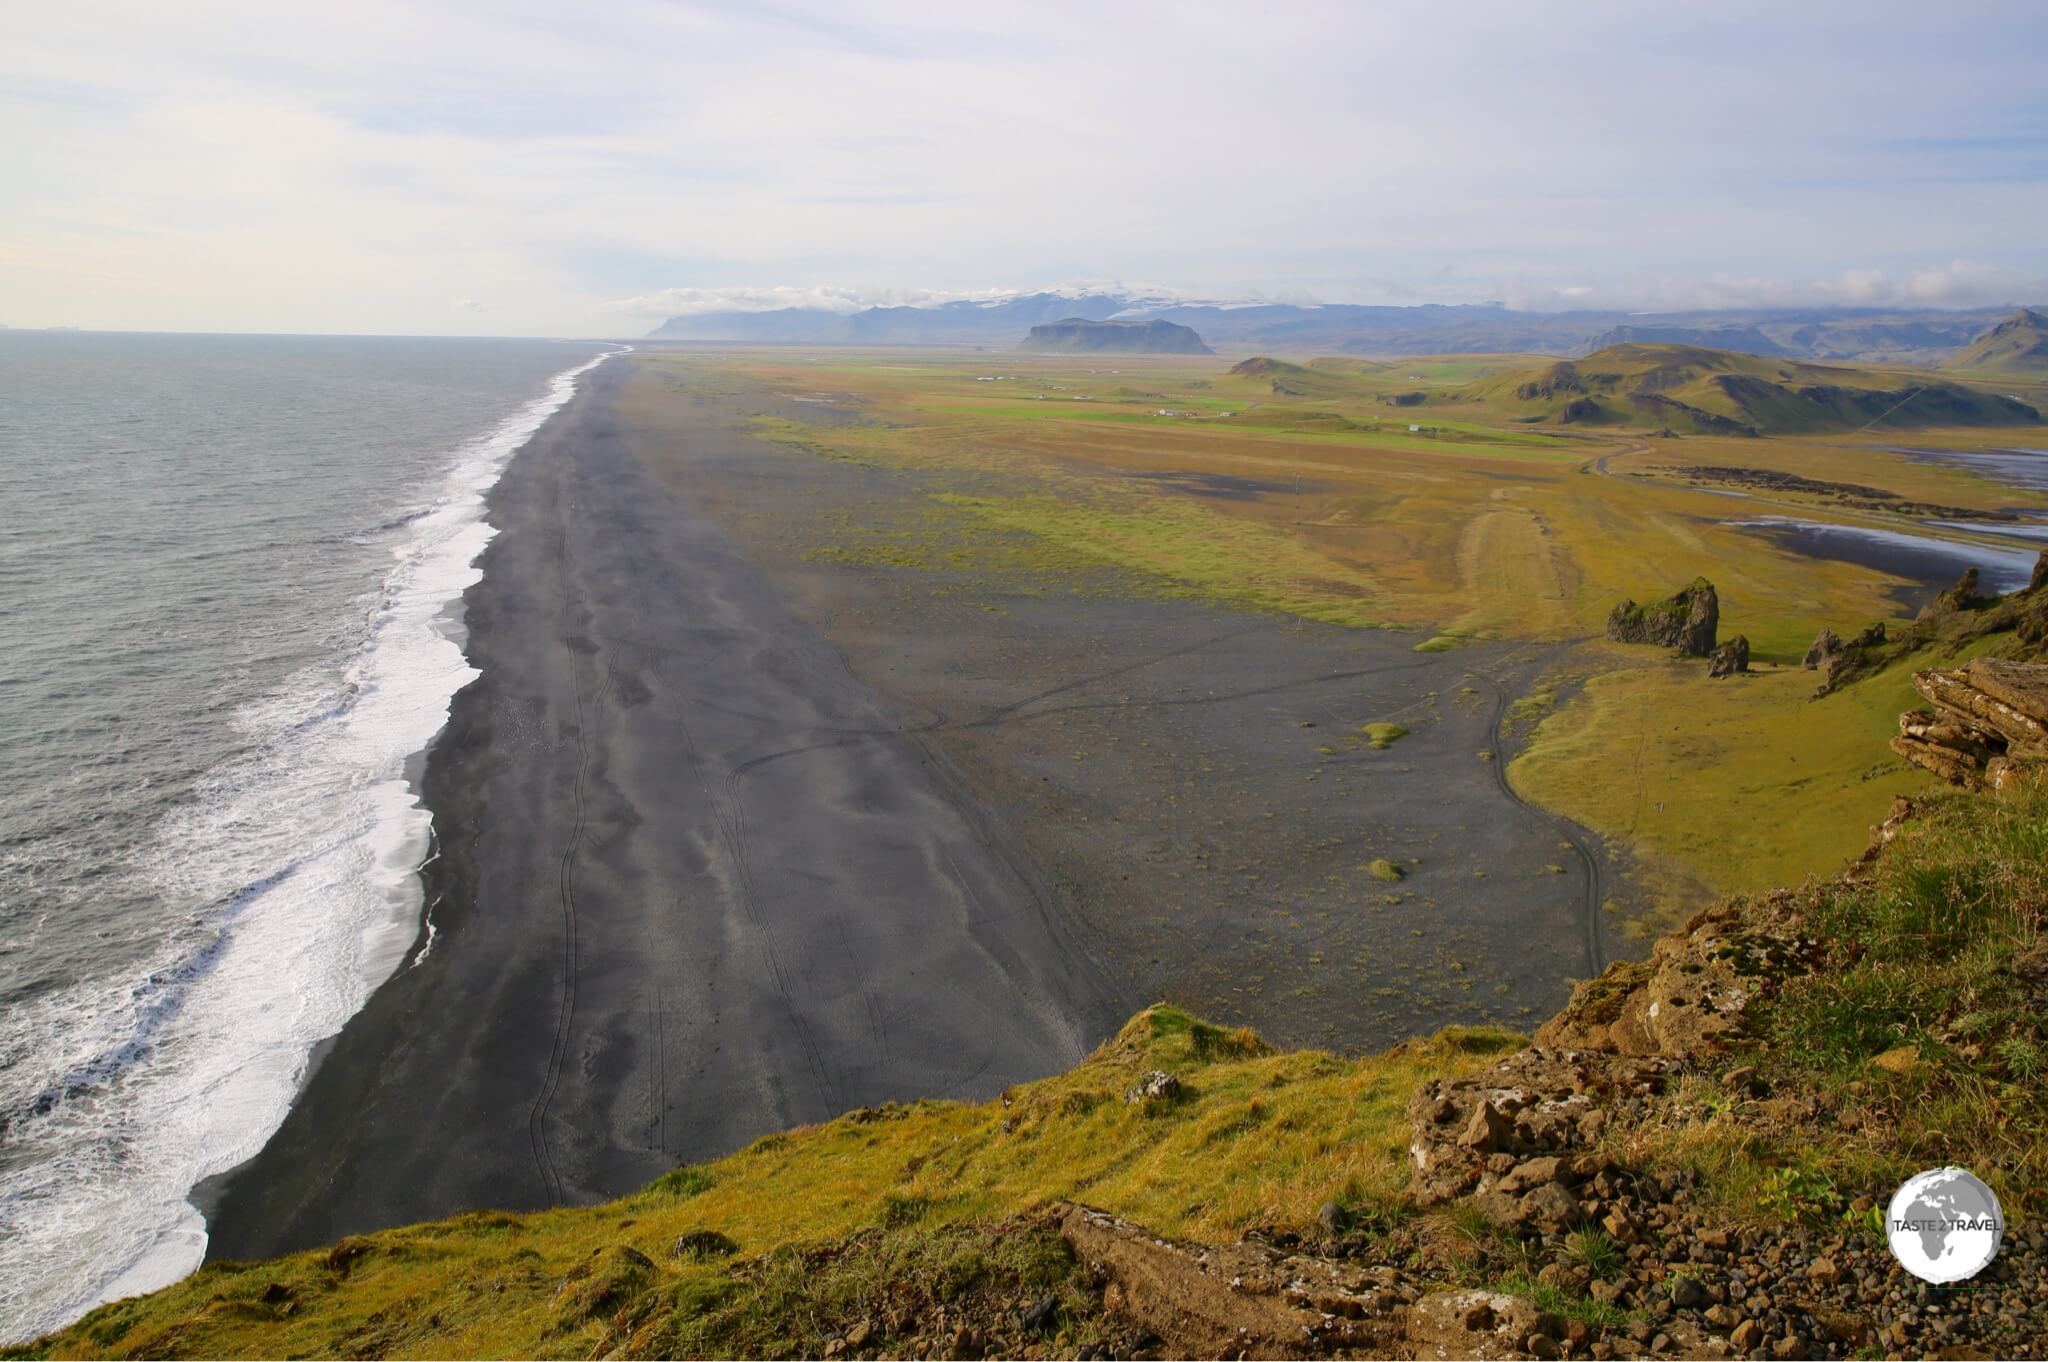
1918, 566, 1988, 619
1815, 555, 2048, 695
1809, 623, 1889, 694
1513, 364, 1587, 401
1802, 629, 1843, 672
1707, 634, 1749, 678
1123, 1069, 1184, 1104
1605, 578, 1718, 656
1055, 1204, 1406, 1358
1892, 658, 2048, 792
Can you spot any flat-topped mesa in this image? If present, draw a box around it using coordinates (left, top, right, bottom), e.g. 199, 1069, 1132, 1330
1893, 658, 2048, 792
1605, 577, 1718, 656
1018, 317, 1212, 354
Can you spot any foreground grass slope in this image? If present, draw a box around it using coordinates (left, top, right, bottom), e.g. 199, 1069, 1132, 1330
20, 782, 2047, 1359
18, 1015, 1519, 1359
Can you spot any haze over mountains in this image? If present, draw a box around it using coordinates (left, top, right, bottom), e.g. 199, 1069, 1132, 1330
648, 291, 2048, 364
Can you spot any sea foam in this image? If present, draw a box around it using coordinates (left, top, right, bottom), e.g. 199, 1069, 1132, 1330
0, 345, 622, 1343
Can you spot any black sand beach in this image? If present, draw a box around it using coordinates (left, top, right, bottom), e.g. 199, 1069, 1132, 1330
205, 359, 1128, 1258
207, 355, 1623, 1258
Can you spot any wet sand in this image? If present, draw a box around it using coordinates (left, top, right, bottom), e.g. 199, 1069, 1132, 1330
207, 355, 1626, 1257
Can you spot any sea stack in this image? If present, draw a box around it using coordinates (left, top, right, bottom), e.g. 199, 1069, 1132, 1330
1605, 577, 1719, 656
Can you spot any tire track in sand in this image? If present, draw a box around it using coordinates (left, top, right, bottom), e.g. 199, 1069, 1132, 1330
1468, 667, 1606, 980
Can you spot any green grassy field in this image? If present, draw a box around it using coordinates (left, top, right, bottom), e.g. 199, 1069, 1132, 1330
645, 345, 2044, 908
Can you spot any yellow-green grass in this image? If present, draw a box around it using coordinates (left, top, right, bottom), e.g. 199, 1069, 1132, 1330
1629, 784, 2048, 1228
1508, 642, 1957, 911
1359, 722, 1409, 749
1451, 344, 2041, 437
634, 351, 2039, 899
26, 1012, 1523, 1361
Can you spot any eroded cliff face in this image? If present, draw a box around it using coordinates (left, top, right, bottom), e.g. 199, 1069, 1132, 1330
1893, 658, 2048, 792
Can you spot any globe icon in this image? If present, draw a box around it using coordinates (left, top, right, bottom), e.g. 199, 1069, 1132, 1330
1887, 1167, 2004, 1284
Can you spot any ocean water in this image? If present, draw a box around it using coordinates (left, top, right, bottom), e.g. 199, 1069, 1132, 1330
0, 332, 617, 1341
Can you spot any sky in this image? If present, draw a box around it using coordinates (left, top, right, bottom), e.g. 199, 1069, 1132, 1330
4, 0, 2047, 336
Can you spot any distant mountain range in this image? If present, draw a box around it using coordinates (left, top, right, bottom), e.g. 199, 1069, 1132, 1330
646, 291, 2048, 364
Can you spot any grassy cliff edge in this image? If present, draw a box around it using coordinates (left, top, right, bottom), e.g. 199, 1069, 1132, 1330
16, 788, 2048, 1360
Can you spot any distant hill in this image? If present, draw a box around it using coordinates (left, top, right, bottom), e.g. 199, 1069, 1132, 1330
648, 291, 1134, 344
1576, 323, 1793, 358
1944, 308, 2048, 374
1217, 355, 1386, 400
647, 291, 2044, 363
1466, 343, 2041, 435
1019, 317, 1212, 354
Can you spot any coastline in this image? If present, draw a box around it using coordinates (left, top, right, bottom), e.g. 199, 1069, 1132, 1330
203, 357, 1130, 1259
0, 340, 618, 1345
204, 352, 1632, 1261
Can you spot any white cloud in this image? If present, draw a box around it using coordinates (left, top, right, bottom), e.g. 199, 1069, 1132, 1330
3, 2, 2045, 334
604, 279, 1231, 318
1494, 261, 2048, 314
606, 285, 994, 317
452, 298, 484, 312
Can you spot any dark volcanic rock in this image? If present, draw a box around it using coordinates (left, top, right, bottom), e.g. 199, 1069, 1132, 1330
1606, 577, 1719, 656
1708, 634, 1750, 678
1020, 317, 1212, 354
1920, 566, 1987, 619
1802, 629, 1843, 671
